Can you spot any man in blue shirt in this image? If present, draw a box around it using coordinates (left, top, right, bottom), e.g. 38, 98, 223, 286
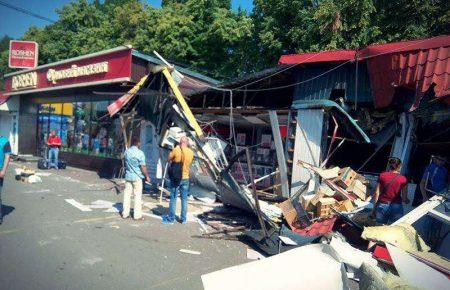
122, 137, 150, 220
420, 155, 448, 202
0, 136, 12, 225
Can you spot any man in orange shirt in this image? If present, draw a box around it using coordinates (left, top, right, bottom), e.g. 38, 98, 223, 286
162, 136, 194, 225
47, 130, 62, 169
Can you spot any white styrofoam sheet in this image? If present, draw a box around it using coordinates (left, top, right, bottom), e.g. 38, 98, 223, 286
202, 244, 348, 290
387, 244, 450, 290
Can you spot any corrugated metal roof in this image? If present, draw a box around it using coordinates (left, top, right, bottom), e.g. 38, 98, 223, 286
292, 63, 372, 103
358, 35, 450, 59
279, 35, 450, 108
367, 44, 450, 108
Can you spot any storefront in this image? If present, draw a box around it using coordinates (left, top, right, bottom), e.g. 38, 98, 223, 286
3, 46, 216, 175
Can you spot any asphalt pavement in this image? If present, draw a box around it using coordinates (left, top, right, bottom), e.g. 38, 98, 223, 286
0, 162, 249, 290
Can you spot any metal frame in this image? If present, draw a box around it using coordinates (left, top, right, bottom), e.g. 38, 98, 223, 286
268, 110, 290, 197
393, 195, 448, 225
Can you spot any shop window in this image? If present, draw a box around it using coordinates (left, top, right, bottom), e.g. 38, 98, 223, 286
91, 101, 124, 158
37, 99, 125, 159
73, 102, 92, 154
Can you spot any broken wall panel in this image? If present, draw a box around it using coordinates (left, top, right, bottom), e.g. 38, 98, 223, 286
290, 109, 324, 195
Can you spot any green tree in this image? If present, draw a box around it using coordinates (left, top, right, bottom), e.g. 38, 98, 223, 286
1, 0, 449, 88
251, 0, 450, 68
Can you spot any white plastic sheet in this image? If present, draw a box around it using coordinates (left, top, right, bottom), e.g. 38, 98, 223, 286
387, 244, 450, 290
202, 244, 349, 290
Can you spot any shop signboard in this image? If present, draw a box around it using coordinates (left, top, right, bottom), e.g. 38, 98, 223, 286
4, 47, 133, 95
9, 40, 38, 69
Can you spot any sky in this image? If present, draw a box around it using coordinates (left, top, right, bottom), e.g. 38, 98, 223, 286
0, 0, 254, 39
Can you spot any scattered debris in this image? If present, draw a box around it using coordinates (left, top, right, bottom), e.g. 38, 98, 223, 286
15, 166, 43, 183
361, 223, 430, 252
35, 172, 52, 177
387, 244, 449, 290
179, 249, 201, 255
278, 235, 298, 246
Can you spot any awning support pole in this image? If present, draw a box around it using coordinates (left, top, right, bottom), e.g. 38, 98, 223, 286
245, 148, 269, 238
268, 110, 290, 197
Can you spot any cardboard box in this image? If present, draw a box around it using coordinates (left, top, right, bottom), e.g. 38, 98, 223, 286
309, 191, 325, 207
336, 167, 357, 189
347, 179, 367, 200
279, 196, 310, 229
278, 199, 297, 229
301, 194, 315, 212
316, 198, 337, 218
337, 199, 354, 212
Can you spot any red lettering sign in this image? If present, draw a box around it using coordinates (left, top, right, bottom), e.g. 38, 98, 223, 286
9, 40, 39, 69
4, 47, 132, 94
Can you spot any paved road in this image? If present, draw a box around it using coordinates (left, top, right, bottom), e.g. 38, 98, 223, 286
0, 162, 248, 290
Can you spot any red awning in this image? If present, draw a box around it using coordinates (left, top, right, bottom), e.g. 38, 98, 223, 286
0, 92, 8, 105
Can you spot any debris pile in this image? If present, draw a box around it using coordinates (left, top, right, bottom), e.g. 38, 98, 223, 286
279, 161, 371, 233
202, 206, 450, 290
14, 166, 43, 183
199, 158, 449, 290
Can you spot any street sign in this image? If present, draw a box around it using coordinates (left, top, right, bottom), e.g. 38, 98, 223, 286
8, 40, 39, 69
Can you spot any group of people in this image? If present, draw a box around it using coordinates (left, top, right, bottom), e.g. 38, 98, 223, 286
1, 129, 448, 227
121, 136, 448, 226
121, 136, 193, 224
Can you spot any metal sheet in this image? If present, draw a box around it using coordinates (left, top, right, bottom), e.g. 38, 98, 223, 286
268, 110, 290, 198
291, 99, 370, 143
290, 109, 324, 195
292, 63, 373, 103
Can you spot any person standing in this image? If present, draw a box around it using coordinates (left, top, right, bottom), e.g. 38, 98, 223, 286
122, 137, 150, 220
418, 155, 448, 243
47, 130, 62, 169
371, 157, 409, 224
420, 155, 448, 202
0, 136, 12, 225
163, 136, 194, 225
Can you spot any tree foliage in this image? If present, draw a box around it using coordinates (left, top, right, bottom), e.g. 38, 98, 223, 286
1, 0, 449, 90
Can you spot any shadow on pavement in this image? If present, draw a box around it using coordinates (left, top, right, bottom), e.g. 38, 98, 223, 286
1, 204, 15, 220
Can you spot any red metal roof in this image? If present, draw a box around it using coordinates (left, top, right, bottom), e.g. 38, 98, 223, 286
367, 44, 450, 108
278, 35, 450, 108
358, 35, 450, 59
292, 216, 337, 237
279, 50, 356, 65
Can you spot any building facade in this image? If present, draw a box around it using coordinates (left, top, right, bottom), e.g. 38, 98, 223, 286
2, 46, 216, 175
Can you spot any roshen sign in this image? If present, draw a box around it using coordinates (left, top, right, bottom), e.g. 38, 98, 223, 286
46, 61, 109, 84
11, 71, 38, 91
